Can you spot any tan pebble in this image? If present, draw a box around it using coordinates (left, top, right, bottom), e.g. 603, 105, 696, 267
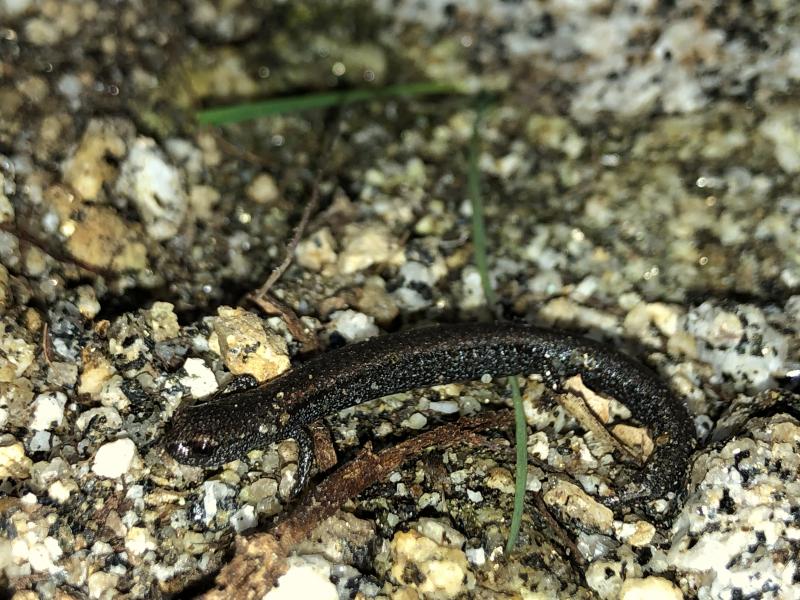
246, 173, 279, 204
666, 331, 697, 359
0, 264, 11, 314
87, 571, 120, 599
484, 467, 515, 494
295, 227, 338, 271
25, 18, 62, 46
0, 173, 13, 224
78, 350, 116, 396
188, 184, 220, 220
614, 520, 656, 547
611, 424, 654, 461
355, 277, 399, 326
75, 285, 101, 319
182, 531, 208, 555
23, 308, 43, 333
543, 480, 614, 534
197, 131, 222, 167
91, 438, 138, 479
0, 332, 36, 381
125, 527, 157, 555
0, 442, 32, 479
390, 529, 473, 599
62, 118, 130, 200
147, 301, 180, 342
619, 576, 682, 600
337, 224, 401, 274
565, 375, 610, 423
213, 307, 290, 382
61, 204, 148, 272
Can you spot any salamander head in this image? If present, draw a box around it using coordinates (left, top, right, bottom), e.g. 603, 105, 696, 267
162, 397, 285, 467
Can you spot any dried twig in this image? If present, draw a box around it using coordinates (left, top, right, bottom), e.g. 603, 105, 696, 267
309, 423, 337, 472
203, 410, 513, 600
250, 109, 341, 302
244, 111, 342, 352
208, 129, 277, 170
41, 322, 53, 365
531, 491, 586, 568
0, 221, 115, 278
246, 292, 319, 352
556, 377, 643, 467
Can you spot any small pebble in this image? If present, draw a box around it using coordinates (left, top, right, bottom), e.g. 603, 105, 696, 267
328, 309, 379, 342
246, 173, 279, 204
265, 556, 338, 600
91, 438, 138, 479
115, 137, 188, 240
619, 576, 683, 600
180, 358, 218, 398
30, 392, 66, 430
295, 227, 338, 271
403, 412, 427, 430
0, 441, 32, 478
390, 528, 473, 599
213, 307, 290, 382
125, 527, 157, 555
543, 480, 614, 534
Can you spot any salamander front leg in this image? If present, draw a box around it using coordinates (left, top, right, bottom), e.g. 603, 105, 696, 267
289, 426, 315, 499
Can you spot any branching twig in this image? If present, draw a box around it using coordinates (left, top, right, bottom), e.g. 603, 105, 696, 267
557, 376, 643, 467
0, 221, 115, 278
202, 410, 513, 600
250, 109, 342, 302
244, 110, 342, 351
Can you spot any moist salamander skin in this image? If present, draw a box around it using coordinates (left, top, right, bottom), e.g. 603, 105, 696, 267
163, 322, 697, 505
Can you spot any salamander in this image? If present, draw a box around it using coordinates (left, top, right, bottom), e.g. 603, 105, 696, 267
163, 322, 696, 506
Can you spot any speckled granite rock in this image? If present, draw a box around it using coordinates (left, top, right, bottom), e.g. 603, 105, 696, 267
663, 412, 800, 599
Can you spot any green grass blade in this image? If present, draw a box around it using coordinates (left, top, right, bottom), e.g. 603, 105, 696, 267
505, 377, 526, 553
467, 98, 527, 555
467, 101, 495, 306
198, 81, 462, 125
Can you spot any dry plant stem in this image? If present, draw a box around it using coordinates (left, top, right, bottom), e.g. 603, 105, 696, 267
208, 129, 277, 169
245, 113, 341, 353
531, 491, 586, 568
555, 391, 643, 467
41, 322, 53, 365
252, 176, 320, 300
203, 410, 513, 600
251, 112, 341, 301
246, 293, 319, 352
0, 222, 115, 278
310, 423, 338, 471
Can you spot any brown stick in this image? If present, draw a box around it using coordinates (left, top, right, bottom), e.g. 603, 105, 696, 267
250, 111, 341, 302
246, 293, 319, 352
41, 322, 53, 365
531, 490, 586, 568
202, 410, 513, 600
0, 222, 115, 278
208, 129, 277, 170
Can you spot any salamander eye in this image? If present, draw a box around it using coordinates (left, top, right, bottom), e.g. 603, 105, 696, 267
167, 435, 219, 460
187, 435, 219, 455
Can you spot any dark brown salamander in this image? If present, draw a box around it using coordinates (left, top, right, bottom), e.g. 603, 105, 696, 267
164, 322, 696, 507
